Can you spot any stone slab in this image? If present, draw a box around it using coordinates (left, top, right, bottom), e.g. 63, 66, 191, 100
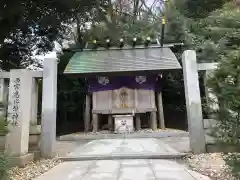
68, 138, 179, 156
59, 132, 189, 141
34, 159, 212, 180
62, 138, 187, 161
60, 153, 188, 161
34, 161, 93, 180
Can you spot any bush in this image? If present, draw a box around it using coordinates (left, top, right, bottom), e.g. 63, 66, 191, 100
0, 116, 8, 136
0, 153, 9, 180
207, 50, 240, 178
224, 153, 240, 179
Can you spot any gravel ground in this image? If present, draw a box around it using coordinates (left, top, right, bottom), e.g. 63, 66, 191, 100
8, 140, 89, 180
184, 153, 238, 180
8, 158, 62, 180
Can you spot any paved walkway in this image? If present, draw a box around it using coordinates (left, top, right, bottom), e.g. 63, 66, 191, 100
59, 131, 189, 141
35, 138, 210, 180
34, 160, 211, 180
61, 138, 186, 161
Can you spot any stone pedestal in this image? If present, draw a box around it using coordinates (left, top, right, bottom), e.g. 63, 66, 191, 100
150, 112, 157, 130
182, 50, 206, 154
5, 70, 34, 165
135, 114, 141, 130
92, 114, 99, 133
114, 115, 134, 133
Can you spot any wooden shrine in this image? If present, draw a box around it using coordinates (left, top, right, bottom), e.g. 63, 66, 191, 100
64, 45, 182, 133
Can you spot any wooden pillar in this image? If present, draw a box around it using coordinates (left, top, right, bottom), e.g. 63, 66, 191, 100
84, 94, 91, 132
157, 92, 165, 129
150, 112, 157, 130
108, 115, 113, 131
92, 113, 99, 133
135, 114, 141, 130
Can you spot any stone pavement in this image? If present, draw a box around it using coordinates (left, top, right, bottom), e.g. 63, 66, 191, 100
34, 159, 211, 180
61, 138, 187, 161
34, 138, 211, 180
59, 131, 189, 141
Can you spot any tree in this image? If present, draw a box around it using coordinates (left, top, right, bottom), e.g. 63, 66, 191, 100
180, 0, 230, 19
206, 2, 240, 178
0, 0, 103, 70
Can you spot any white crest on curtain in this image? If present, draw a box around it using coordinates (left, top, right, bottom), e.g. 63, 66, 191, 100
98, 76, 109, 85
135, 76, 147, 84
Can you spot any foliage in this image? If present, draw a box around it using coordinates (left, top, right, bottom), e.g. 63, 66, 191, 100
224, 153, 240, 178
208, 50, 240, 145
180, 0, 230, 19
0, 0, 103, 70
188, 2, 240, 62
0, 116, 8, 136
0, 153, 9, 180
206, 3, 240, 177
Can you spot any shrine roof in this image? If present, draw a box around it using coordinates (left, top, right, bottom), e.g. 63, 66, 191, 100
63, 45, 181, 75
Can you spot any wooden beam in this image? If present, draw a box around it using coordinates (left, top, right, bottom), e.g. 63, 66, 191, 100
135, 114, 141, 130
197, 63, 218, 71
150, 112, 157, 130
108, 115, 113, 131
0, 71, 43, 79
84, 94, 91, 132
92, 114, 99, 133
63, 43, 184, 52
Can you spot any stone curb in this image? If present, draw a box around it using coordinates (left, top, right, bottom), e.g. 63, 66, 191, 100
59, 153, 189, 161
58, 132, 189, 141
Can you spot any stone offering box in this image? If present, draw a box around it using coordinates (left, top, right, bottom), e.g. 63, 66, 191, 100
114, 115, 134, 134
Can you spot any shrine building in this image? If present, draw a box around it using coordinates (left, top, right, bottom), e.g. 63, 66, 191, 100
64, 45, 181, 133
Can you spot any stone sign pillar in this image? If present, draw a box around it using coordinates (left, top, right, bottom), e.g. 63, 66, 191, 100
40, 58, 57, 158
5, 70, 34, 166
182, 50, 206, 154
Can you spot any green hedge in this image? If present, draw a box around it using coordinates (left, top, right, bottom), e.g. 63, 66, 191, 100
0, 153, 9, 180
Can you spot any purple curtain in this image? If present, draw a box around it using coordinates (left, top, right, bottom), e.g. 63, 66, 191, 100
87, 75, 161, 93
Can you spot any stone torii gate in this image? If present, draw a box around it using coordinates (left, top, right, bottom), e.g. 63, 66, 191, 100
0, 50, 217, 164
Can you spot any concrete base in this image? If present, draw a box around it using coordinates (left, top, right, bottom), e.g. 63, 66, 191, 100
8, 153, 34, 167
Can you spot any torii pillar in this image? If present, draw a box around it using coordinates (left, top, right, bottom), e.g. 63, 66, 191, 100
182, 50, 206, 154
